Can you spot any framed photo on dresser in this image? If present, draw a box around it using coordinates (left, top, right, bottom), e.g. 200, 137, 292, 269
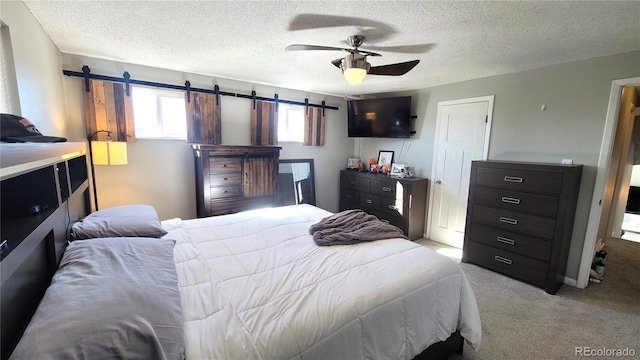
377, 150, 394, 167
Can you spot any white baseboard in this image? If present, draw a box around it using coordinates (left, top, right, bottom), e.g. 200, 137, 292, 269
423, 233, 464, 249
564, 276, 578, 288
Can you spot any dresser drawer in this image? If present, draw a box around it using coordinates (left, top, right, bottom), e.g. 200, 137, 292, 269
472, 205, 556, 240
370, 210, 405, 235
341, 174, 370, 192
467, 223, 552, 261
211, 186, 242, 199
210, 195, 274, 216
473, 186, 559, 218
466, 242, 548, 287
475, 167, 563, 195
359, 193, 380, 211
370, 179, 397, 198
380, 197, 403, 217
209, 159, 242, 174
340, 188, 359, 209
210, 173, 242, 186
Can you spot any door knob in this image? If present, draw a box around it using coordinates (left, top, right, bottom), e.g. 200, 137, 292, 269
435, 180, 442, 184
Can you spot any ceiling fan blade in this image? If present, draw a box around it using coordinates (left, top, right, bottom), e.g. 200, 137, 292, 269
287, 14, 396, 44
331, 58, 343, 68
355, 49, 382, 57
361, 43, 436, 54
286, 44, 349, 52
286, 44, 381, 57
368, 60, 420, 76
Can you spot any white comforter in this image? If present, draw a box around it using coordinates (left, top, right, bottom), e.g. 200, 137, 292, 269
162, 204, 481, 360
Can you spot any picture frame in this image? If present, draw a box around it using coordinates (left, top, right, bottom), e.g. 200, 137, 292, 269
377, 150, 394, 168
391, 163, 406, 177
347, 157, 360, 169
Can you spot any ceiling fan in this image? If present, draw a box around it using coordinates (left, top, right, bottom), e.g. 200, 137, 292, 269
285, 35, 420, 85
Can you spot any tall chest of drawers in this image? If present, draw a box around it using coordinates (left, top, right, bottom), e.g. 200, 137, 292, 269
339, 170, 428, 240
462, 161, 582, 294
193, 145, 280, 217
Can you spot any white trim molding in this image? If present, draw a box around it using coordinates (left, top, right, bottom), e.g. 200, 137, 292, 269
578, 77, 640, 289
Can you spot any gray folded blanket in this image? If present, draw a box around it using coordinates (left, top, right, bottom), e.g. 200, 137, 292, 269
309, 209, 408, 246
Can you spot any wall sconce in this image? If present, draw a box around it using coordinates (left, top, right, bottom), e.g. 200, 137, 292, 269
87, 130, 128, 209
89, 130, 128, 165
91, 140, 128, 165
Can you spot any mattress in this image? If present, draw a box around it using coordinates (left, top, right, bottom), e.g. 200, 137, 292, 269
162, 204, 481, 359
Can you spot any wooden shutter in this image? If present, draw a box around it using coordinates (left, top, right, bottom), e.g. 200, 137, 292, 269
251, 100, 277, 145
185, 92, 221, 144
83, 79, 135, 142
303, 106, 325, 146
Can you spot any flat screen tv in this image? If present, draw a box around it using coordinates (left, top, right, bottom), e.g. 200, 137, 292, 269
347, 96, 412, 138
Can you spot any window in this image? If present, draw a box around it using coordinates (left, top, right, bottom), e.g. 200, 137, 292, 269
132, 86, 187, 139
278, 104, 304, 143
1, 22, 20, 114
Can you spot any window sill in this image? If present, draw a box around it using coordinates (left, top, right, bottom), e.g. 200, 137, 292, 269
135, 136, 186, 141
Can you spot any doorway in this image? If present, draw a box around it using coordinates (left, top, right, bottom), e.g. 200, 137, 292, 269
427, 96, 494, 248
611, 93, 640, 244
579, 79, 640, 288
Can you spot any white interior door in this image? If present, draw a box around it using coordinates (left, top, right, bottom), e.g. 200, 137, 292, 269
428, 96, 493, 248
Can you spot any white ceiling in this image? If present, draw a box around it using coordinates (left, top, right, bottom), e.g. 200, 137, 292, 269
24, 1, 640, 98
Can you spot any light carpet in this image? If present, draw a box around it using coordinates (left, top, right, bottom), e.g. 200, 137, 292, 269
415, 238, 640, 360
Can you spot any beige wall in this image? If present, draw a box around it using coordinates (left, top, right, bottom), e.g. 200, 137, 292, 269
61, 55, 351, 220
0, 1, 67, 137
357, 51, 640, 282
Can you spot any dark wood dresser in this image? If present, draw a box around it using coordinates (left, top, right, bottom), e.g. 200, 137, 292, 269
462, 161, 582, 294
339, 170, 428, 240
193, 145, 280, 217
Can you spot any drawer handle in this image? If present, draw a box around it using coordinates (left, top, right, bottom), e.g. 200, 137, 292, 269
494, 255, 513, 265
350, 180, 359, 185
366, 199, 373, 204
382, 186, 392, 192
501, 196, 521, 205
0, 240, 8, 254
504, 176, 523, 183
496, 236, 515, 245
388, 205, 397, 210
499, 216, 518, 225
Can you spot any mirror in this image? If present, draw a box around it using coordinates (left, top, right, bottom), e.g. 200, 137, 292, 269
279, 159, 315, 206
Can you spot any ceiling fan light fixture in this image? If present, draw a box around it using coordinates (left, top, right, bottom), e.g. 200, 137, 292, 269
341, 57, 370, 85
344, 67, 367, 85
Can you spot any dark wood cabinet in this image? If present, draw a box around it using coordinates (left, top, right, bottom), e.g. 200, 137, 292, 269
462, 161, 582, 294
339, 170, 428, 240
193, 145, 280, 217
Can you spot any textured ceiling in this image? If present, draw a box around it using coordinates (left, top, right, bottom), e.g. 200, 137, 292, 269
23, 1, 640, 98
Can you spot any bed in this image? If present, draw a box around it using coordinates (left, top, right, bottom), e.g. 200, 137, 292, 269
8, 204, 481, 359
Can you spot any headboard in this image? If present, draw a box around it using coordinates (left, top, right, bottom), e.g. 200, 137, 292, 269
0, 143, 90, 359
